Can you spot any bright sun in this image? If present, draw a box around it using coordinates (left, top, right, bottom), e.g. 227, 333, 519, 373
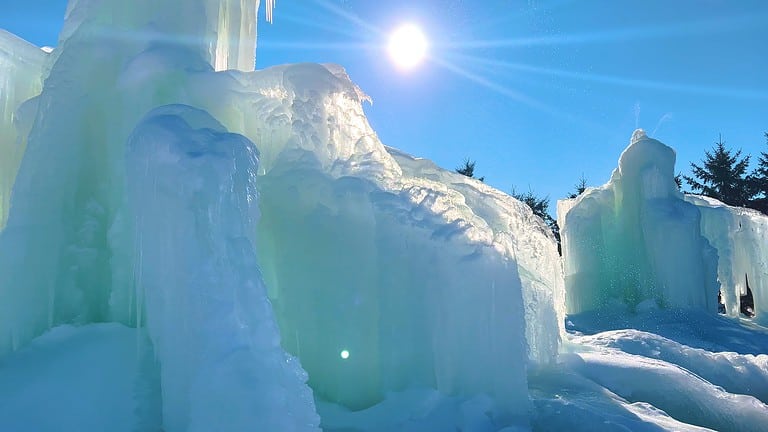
387, 24, 428, 70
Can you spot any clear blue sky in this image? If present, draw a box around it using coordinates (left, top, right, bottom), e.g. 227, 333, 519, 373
2, 0, 767, 207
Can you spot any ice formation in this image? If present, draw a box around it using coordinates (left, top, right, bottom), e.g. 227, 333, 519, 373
5, 0, 766, 429
558, 130, 720, 314
0, 0, 564, 429
559, 130, 766, 325
0, 30, 49, 227
685, 195, 768, 324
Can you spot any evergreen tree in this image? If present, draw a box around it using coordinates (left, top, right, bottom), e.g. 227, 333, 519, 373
567, 175, 588, 198
674, 173, 683, 190
683, 135, 752, 207
748, 132, 768, 213
511, 186, 561, 251
511, 187, 551, 221
455, 158, 484, 182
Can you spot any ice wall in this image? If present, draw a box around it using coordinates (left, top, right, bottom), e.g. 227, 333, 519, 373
0, 30, 49, 227
208, 63, 563, 420
686, 195, 768, 325
59, 0, 260, 71
0, 0, 564, 426
126, 105, 319, 431
559, 130, 719, 314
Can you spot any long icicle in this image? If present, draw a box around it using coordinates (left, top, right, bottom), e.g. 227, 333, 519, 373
266, 0, 275, 23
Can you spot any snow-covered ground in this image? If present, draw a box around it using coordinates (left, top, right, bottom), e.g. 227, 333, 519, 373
2, 313, 765, 431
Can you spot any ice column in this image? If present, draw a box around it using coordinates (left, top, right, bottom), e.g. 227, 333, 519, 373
559, 130, 719, 314
126, 104, 320, 432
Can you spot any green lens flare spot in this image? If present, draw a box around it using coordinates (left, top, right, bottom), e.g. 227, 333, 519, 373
340, 350, 350, 360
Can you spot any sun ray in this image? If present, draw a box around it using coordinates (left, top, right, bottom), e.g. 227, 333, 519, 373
438, 12, 766, 50
311, 0, 383, 36
257, 40, 377, 51
446, 53, 768, 100
279, 12, 363, 40
429, 56, 549, 110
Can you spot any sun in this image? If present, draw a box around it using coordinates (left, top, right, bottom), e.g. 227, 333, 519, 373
387, 24, 428, 70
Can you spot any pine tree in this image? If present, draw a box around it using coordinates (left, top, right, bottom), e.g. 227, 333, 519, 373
511, 187, 551, 221
455, 158, 484, 182
674, 173, 683, 190
748, 132, 768, 213
511, 186, 561, 251
567, 175, 588, 198
683, 135, 752, 207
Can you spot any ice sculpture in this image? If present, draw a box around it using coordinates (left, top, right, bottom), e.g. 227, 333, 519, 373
558, 130, 720, 314
126, 105, 319, 430
0, 0, 564, 428
560, 130, 767, 324
686, 195, 768, 325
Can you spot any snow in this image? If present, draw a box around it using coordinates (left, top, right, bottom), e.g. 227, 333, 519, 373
7, 313, 767, 432
561, 308, 768, 432
1, 1, 768, 431
0, 324, 140, 432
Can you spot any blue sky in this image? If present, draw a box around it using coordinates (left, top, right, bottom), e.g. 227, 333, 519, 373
2, 0, 767, 207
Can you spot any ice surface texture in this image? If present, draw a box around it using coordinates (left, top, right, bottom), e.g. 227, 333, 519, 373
559, 129, 767, 323
0, 0, 564, 428
685, 195, 768, 324
559, 130, 716, 313
0, 30, 49, 227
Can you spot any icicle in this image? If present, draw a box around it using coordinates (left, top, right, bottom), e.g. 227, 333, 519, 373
266, 0, 275, 23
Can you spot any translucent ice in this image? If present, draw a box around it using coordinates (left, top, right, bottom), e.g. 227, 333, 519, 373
559, 130, 719, 314
0, 30, 49, 226
126, 105, 319, 431
685, 195, 768, 324
0, 0, 564, 427
559, 130, 768, 325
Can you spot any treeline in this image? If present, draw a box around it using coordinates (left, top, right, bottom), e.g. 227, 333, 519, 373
455, 131, 768, 249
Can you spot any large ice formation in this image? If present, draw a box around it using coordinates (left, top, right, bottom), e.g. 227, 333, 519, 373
559, 130, 766, 325
686, 195, 768, 324
0, 0, 564, 429
0, 30, 49, 227
558, 130, 719, 314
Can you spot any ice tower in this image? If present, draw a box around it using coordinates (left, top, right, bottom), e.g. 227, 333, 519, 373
559, 130, 720, 314
559, 130, 767, 324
